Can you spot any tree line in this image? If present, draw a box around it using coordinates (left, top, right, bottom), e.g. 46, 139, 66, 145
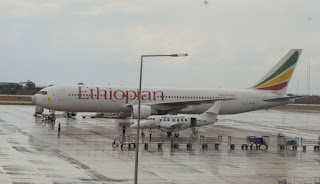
0, 80, 41, 95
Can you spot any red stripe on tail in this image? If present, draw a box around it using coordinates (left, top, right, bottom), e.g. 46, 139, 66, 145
256, 81, 288, 91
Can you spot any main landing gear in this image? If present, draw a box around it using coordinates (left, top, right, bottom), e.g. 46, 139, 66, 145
167, 131, 180, 137
44, 114, 56, 122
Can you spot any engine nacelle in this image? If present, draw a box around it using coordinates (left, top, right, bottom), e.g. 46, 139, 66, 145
131, 105, 152, 119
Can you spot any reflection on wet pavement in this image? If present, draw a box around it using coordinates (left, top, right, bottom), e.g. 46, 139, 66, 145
0, 105, 319, 184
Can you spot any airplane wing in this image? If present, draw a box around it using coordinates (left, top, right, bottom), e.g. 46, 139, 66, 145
160, 122, 183, 129
142, 98, 236, 112
263, 96, 303, 102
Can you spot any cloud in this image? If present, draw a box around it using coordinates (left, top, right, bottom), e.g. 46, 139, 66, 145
0, 1, 60, 19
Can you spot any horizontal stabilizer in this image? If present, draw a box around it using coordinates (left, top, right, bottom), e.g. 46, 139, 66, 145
263, 96, 303, 102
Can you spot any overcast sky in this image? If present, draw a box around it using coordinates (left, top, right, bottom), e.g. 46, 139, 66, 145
1, 0, 319, 94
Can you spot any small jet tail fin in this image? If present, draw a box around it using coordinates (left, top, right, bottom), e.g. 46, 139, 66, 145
250, 49, 302, 95
200, 101, 222, 121
204, 101, 222, 114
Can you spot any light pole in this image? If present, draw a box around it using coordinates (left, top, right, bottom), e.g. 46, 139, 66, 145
134, 53, 188, 184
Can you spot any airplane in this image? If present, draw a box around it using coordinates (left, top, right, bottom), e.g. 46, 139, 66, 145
31, 49, 302, 120
130, 101, 222, 137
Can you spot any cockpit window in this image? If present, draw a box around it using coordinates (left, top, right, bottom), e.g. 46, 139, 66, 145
37, 91, 47, 95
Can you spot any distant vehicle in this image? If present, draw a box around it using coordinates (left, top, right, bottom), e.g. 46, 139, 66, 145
130, 101, 222, 137
31, 49, 302, 119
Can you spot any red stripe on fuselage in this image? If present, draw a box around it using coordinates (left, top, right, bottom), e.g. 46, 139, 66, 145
256, 81, 288, 90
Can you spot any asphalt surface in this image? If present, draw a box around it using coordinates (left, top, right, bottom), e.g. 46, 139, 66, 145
0, 105, 319, 184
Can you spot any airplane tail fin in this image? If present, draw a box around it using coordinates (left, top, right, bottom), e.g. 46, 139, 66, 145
250, 49, 302, 95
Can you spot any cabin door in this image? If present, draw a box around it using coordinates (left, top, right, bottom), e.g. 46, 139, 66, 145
242, 94, 248, 105
58, 90, 65, 101
190, 118, 197, 127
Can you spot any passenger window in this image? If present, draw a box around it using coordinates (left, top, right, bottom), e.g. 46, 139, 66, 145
173, 119, 175, 122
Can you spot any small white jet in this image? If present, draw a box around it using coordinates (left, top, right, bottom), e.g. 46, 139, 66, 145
130, 101, 222, 137
31, 49, 302, 119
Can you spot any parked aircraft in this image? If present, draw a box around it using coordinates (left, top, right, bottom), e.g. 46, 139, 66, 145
130, 101, 222, 137
31, 49, 302, 119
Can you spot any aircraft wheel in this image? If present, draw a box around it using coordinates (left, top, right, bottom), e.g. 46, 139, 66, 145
215, 144, 219, 149
174, 144, 179, 148
187, 143, 192, 149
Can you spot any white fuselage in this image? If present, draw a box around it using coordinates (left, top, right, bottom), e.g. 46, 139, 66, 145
32, 85, 292, 115
133, 115, 215, 132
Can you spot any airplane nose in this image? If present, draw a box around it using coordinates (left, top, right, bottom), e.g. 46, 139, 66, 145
31, 95, 36, 104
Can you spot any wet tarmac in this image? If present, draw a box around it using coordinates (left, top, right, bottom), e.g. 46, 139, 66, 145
0, 105, 319, 184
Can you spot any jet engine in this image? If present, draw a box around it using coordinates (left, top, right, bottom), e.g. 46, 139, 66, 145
131, 105, 152, 119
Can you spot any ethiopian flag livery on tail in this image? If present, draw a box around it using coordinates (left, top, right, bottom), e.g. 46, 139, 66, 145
251, 49, 302, 95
